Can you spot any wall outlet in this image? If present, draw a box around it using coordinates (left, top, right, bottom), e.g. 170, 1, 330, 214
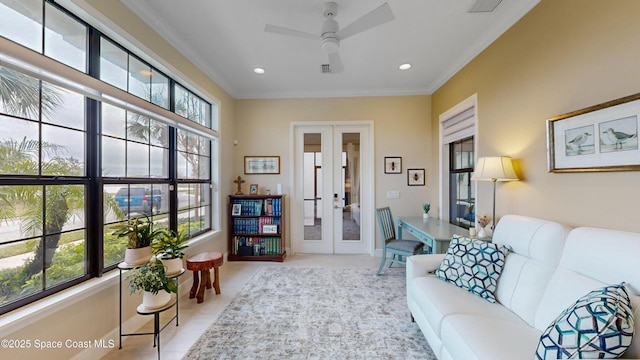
386, 191, 400, 199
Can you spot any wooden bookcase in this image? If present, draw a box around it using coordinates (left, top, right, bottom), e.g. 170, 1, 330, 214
227, 194, 286, 262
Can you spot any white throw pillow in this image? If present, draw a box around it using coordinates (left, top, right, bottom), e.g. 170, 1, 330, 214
435, 235, 510, 303
535, 283, 634, 359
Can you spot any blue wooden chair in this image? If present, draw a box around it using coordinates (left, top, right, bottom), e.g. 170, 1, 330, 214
376, 207, 424, 276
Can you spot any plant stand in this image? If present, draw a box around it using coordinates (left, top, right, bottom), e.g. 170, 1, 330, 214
118, 263, 184, 358
135, 298, 177, 360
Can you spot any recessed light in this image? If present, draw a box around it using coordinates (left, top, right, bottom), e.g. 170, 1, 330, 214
254, 68, 266, 74
399, 63, 412, 70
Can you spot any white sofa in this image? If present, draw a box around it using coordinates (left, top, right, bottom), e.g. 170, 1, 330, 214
406, 215, 640, 360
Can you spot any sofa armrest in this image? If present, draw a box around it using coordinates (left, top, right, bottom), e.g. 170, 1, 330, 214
407, 254, 445, 281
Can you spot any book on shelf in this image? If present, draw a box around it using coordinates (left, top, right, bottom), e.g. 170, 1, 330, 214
231, 197, 282, 216
233, 236, 281, 256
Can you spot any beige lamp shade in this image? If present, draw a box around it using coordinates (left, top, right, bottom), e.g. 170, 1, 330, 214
471, 156, 519, 182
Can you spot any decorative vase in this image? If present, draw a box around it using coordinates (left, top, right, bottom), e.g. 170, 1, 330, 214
142, 290, 171, 310
124, 246, 152, 266
477, 226, 488, 239
423, 213, 429, 220
161, 257, 183, 276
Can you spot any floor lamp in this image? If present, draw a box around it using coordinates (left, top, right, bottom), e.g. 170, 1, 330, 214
471, 156, 519, 230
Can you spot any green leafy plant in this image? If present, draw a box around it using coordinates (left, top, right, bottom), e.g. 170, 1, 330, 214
126, 259, 177, 295
152, 229, 189, 259
113, 216, 163, 249
423, 203, 431, 214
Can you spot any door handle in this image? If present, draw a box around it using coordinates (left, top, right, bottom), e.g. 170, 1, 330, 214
334, 205, 343, 209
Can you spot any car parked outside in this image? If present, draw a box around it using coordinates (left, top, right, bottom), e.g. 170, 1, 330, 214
114, 187, 162, 215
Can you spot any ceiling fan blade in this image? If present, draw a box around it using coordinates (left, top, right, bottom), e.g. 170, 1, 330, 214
336, 2, 394, 40
329, 52, 344, 73
264, 24, 321, 40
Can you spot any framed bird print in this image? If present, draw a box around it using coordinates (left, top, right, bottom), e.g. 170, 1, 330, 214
547, 92, 640, 172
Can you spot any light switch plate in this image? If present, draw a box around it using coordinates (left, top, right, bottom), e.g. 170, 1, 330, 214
387, 191, 400, 199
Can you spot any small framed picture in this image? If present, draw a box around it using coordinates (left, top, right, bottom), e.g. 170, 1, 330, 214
384, 156, 402, 174
231, 203, 242, 216
407, 168, 425, 186
262, 224, 278, 234
244, 156, 280, 174
249, 184, 259, 195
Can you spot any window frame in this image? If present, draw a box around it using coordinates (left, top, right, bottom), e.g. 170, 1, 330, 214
448, 136, 475, 229
0, 0, 218, 315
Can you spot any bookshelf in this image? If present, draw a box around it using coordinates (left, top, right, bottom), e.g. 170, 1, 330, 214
228, 194, 286, 262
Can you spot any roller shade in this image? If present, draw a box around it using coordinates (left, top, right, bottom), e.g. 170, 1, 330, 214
441, 106, 475, 144
0, 36, 218, 140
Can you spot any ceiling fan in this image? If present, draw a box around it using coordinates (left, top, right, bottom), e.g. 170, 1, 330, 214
264, 2, 395, 73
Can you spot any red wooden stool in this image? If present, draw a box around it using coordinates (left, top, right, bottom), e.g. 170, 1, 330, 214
186, 252, 223, 303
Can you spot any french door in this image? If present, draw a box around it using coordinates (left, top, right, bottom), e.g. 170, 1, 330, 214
291, 122, 373, 254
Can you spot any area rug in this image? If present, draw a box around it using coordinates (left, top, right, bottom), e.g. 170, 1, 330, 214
184, 266, 435, 359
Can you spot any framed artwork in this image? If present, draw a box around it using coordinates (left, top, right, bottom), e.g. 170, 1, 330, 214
244, 156, 280, 174
231, 203, 242, 216
262, 224, 278, 234
407, 168, 425, 186
547, 93, 640, 172
249, 184, 259, 195
384, 156, 402, 174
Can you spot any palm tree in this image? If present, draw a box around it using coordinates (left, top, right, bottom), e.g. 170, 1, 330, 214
127, 91, 208, 234
0, 67, 62, 119
1, 66, 85, 279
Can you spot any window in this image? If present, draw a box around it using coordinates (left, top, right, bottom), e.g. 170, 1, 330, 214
0, 66, 89, 308
99, 37, 170, 109
0, 0, 218, 315
449, 137, 475, 229
175, 84, 211, 128
440, 94, 477, 228
177, 130, 212, 237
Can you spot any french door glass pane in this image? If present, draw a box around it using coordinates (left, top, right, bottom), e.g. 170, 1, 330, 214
303, 133, 322, 240
342, 133, 361, 241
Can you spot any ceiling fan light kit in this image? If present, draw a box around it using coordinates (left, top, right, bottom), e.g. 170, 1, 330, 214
264, 1, 395, 73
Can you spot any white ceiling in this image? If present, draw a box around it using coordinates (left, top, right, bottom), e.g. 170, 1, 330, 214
121, 0, 539, 100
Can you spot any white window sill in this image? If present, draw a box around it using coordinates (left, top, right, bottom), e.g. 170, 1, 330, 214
0, 229, 221, 338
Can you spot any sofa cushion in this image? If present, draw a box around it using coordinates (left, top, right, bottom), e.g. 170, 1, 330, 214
534, 227, 640, 360
441, 313, 543, 360
492, 215, 571, 326
435, 235, 510, 303
535, 283, 634, 359
408, 275, 521, 338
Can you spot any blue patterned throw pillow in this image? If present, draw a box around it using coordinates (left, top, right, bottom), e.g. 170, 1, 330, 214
435, 235, 510, 303
535, 283, 635, 359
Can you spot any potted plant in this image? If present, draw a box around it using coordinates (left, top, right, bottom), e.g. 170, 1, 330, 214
423, 203, 431, 220
113, 216, 163, 266
127, 259, 178, 309
152, 229, 189, 275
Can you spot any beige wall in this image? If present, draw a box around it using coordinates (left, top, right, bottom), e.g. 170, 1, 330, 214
235, 96, 433, 246
6, 0, 640, 358
432, 0, 640, 232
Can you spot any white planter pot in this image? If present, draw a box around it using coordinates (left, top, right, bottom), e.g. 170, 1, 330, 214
142, 290, 171, 310
124, 246, 152, 266
161, 257, 183, 276
423, 213, 430, 220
